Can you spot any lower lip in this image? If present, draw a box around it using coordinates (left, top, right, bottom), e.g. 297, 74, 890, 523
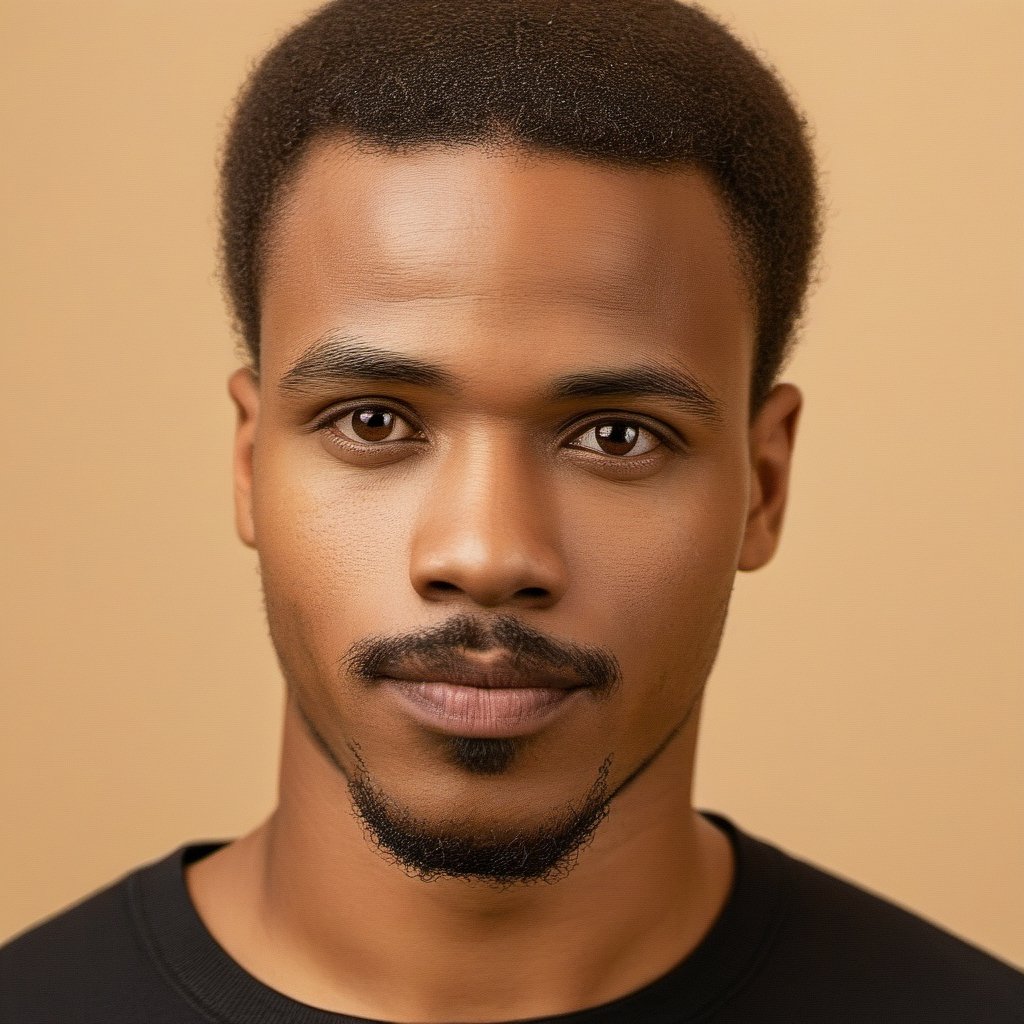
379, 679, 583, 738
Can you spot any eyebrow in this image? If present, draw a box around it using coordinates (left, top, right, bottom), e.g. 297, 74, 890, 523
279, 333, 460, 394
547, 365, 721, 424
278, 333, 722, 424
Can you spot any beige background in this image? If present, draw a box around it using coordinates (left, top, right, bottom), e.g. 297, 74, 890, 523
2, 0, 1022, 967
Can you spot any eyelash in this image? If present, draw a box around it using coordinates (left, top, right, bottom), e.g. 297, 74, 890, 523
313, 402, 678, 460
313, 403, 424, 450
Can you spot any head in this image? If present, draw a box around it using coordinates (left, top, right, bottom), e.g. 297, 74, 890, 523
223, 0, 819, 885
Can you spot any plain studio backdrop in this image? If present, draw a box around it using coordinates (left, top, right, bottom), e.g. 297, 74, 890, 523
1, 0, 1022, 967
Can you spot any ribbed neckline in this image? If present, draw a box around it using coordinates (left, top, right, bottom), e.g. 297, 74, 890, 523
129, 812, 790, 1024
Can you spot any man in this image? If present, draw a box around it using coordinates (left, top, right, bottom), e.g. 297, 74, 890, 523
2, 1, 1021, 1021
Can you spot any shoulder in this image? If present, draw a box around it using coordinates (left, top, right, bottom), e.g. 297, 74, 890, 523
0, 850, 206, 1024
741, 829, 1024, 1022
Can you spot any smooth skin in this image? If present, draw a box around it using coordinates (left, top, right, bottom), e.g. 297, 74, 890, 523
187, 140, 801, 1022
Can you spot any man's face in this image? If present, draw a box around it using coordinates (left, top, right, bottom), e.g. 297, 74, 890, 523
231, 141, 789, 881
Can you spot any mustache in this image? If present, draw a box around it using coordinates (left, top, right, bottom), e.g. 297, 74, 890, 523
342, 612, 622, 696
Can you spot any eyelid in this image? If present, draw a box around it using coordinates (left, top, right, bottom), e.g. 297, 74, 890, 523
563, 411, 683, 451
311, 398, 424, 436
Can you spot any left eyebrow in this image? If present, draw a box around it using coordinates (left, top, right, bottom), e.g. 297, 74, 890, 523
545, 364, 722, 425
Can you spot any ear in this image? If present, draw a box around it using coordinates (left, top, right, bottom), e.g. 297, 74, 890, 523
228, 367, 260, 549
738, 383, 802, 572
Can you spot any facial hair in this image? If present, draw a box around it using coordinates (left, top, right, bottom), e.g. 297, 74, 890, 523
345, 742, 613, 887
284, 608, 710, 885
441, 735, 521, 775
341, 612, 622, 778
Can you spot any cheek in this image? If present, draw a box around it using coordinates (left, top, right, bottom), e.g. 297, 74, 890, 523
251, 443, 414, 665
563, 455, 747, 709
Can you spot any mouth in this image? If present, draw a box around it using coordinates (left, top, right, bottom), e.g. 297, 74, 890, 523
377, 654, 588, 738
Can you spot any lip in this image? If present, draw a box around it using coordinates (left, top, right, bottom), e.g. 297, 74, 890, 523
383, 655, 582, 691
375, 652, 588, 738
379, 678, 586, 738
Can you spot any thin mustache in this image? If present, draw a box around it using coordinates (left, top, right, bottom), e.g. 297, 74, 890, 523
340, 612, 622, 695
378, 653, 586, 689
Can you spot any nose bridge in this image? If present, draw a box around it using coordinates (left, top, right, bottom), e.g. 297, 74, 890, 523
409, 427, 566, 607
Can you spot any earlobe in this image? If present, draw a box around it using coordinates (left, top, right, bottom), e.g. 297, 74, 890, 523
738, 383, 802, 572
228, 367, 261, 549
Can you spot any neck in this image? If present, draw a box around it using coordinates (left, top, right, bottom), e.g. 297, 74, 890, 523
187, 701, 734, 1022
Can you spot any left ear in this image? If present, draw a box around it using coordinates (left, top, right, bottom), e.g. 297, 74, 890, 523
738, 383, 802, 572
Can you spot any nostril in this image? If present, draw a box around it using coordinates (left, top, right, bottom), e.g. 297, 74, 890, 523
429, 581, 459, 593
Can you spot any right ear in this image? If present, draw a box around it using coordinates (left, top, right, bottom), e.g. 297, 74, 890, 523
228, 367, 260, 549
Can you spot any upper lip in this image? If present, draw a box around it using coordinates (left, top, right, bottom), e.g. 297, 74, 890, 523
383, 654, 583, 690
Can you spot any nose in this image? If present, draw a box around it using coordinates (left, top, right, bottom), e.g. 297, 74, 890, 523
408, 435, 568, 609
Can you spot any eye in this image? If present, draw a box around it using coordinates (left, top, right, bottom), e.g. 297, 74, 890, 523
322, 404, 421, 446
568, 419, 664, 458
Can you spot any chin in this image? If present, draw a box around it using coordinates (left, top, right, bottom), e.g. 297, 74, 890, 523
345, 748, 615, 886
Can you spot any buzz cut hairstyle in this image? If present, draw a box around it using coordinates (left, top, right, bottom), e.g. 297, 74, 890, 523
220, 0, 821, 413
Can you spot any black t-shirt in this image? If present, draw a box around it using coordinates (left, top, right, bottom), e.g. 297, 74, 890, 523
2, 813, 1022, 1023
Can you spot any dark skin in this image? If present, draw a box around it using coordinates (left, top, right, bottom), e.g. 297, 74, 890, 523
188, 140, 801, 1021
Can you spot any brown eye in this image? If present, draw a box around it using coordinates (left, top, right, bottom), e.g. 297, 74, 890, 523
571, 420, 662, 458
331, 406, 419, 445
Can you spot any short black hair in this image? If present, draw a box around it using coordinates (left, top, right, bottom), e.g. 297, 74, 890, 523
220, 0, 820, 412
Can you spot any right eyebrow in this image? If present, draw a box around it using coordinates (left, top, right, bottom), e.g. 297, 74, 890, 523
277, 333, 461, 395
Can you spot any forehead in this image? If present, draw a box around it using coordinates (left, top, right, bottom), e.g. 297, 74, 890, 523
259, 140, 754, 409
